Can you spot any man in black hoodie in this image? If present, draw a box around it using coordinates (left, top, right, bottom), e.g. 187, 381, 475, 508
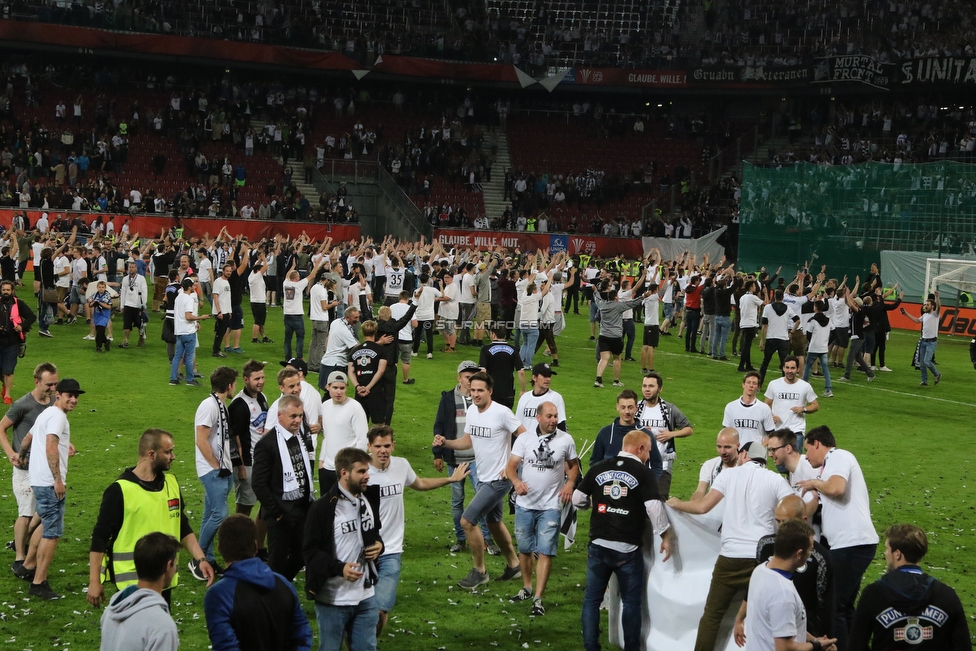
848, 523, 970, 650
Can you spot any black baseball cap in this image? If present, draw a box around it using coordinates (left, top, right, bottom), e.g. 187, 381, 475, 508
280, 358, 309, 375
56, 378, 85, 395
532, 362, 557, 377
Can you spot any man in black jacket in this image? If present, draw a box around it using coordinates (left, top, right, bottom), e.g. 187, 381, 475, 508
848, 524, 970, 650
303, 447, 383, 651
0, 280, 36, 404
252, 395, 314, 582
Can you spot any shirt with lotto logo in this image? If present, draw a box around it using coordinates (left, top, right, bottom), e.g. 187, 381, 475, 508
349, 341, 385, 388
513, 388, 567, 433
764, 378, 817, 433
578, 455, 661, 549
368, 457, 417, 555
722, 399, 776, 446
464, 401, 522, 482
511, 427, 577, 511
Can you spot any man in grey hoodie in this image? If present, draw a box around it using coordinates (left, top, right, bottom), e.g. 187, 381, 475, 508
100, 532, 180, 651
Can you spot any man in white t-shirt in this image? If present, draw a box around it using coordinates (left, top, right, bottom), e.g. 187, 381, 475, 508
635, 371, 694, 498
195, 248, 213, 305
170, 277, 209, 386
437, 272, 460, 352
505, 401, 579, 617
758, 289, 801, 386
742, 519, 834, 651
368, 425, 469, 634
826, 285, 851, 368
192, 367, 238, 576
308, 273, 337, 373
318, 371, 368, 494
248, 252, 272, 346
412, 276, 446, 359
738, 280, 764, 372
796, 426, 879, 651
433, 371, 526, 589
24, 378, 83, 600
723, 371, 775, 446
281, 264, 311, 361
457, 264, 477, 345
668, 441, 793, 651
899, 291, 942, 386
211, 264, 234, 358
690, 428, 739, 502
764, 356, 818, 456
765, 430, 819, 526
513, 363, 566, 433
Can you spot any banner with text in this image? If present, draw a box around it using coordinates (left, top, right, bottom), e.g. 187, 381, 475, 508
575, 67, 688, 88
434, 229, 644, 257
812, 55, 894, 90
0, 210, 361, 243
689, 64, 811, 86
898, 57, 976, 87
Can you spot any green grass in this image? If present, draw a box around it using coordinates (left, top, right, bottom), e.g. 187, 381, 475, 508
0, 294, 973, 650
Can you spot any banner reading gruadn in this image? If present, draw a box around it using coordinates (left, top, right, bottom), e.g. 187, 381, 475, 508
608, 505, 740, 651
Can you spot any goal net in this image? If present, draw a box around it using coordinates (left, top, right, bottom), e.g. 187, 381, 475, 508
924, 258, 976, 305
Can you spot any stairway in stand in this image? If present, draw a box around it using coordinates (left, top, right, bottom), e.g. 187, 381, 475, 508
482, 130, 512, 220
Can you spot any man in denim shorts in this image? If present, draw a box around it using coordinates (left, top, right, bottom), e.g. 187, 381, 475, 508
432, 371, 526, 589
25, 377, 84, 599
506, 401, 579, 616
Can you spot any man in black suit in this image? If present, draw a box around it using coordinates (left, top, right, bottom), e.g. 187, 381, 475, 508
252, 394, 315, 581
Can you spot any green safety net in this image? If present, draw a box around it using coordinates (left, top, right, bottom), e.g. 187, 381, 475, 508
738, 160, 976, 282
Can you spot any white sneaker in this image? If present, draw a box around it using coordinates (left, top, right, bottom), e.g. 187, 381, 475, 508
880, 366, 892, 372
426, 353, 433, 359
869, 365, 878, 371
83, 334, 95, 341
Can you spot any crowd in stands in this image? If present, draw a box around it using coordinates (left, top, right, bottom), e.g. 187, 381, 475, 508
8, 0, 976, 71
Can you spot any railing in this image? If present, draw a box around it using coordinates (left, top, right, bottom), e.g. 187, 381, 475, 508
316, 159, 379, 185
375, 165, 432, 241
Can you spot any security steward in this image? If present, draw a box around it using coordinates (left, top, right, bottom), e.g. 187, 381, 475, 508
87, 429, 215, 607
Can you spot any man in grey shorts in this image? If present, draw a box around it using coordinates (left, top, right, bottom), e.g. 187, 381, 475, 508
228, 360, 269, 560
433, 371, 526, 589
0, 362, 58, 580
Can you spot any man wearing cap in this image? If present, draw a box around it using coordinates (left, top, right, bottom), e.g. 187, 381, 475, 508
24, 377, 84, 599
87, 428, 215, 608
432, 361, 497, 555
506, 401, 579, 616
668, 441, 793, 651
318, 371, 368, 494
170, 277, 210, 386
513, 363, 567, 433
635, 370, 693, 499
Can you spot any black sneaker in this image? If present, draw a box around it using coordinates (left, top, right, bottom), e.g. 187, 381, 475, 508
531, 598, 546, 616
485, 541, 501, 556
261, 337, 274, 343
188, 558, 208, 581
11, 561, 35, 581
169, 380, 180, 386
252, 338, 260, 344
510, 587, 532, 602
449, 540, 467, 553
28, 580, 60, 600
496, 565, 522, 581
212, 351, 227, 358
458, 568, 489, 589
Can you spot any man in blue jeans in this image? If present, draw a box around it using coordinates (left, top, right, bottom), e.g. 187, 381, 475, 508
573, 430, 671, 651
190, 366, 238, 578
170, 276, 209, 386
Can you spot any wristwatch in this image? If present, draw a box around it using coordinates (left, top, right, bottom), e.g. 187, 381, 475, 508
810, 640, 822, 651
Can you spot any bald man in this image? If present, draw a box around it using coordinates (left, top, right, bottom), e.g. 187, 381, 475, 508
690, 428, 739, 502
734, 495, 836, 645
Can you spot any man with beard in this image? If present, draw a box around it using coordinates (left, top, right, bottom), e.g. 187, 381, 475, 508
634, 371, 693, 499
87, 429, 215, 607
0, 279, 36, 404
303, 447, 384, 651
690, 428, 740, 502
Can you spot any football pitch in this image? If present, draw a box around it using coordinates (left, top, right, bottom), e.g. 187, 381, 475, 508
0, 297, 972, 650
